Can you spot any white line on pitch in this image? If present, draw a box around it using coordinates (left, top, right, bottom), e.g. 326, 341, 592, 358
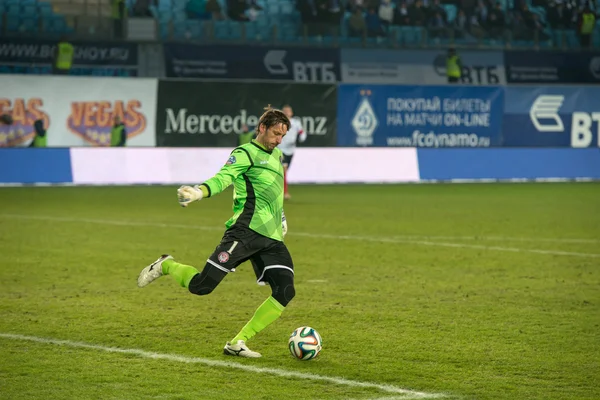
0, 333, 444, 399
1, 214, 598, 259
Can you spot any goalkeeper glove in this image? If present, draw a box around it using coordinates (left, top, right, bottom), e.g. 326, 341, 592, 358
282, 211, 288, 237
177, 185, 203, 207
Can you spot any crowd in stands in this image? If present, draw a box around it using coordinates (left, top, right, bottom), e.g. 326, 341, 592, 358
168, 0, 598, 45
292, 0, 598, 42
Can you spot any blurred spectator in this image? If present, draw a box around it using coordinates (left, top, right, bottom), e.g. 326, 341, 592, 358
52, 37, 74, 75
578, 3, 596, 47
530, 13, 550, 41
488, 2, 506, 39
475, 0, 488, 26
379, 0, 394, 28
205, 0, 225, 19
366, 7, 386, 36
228, 0, 250, 21
0, 114, 13, 126
346, 0, 365, 12
454, 8, 469, 37
112, 0, 126, 38
510, 10, 529, 39
429, 0, 448, 23
111, 116, 127, 147
29, 120, 47, 148
238, 124, 254, 145
297, 0, 318, 24
132, 0, 154, 17
328, 0, 343, 29
349, 8, 367, 36
547, 1, 572, 29
409, 0, 426, 25
446, 48, 462, 83
429, 11, 447, 38
394, 1, 411, 25
469, 11, 485, 38
460, 0, 477, 14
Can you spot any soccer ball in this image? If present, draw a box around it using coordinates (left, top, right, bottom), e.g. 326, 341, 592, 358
288, 326, 322, 360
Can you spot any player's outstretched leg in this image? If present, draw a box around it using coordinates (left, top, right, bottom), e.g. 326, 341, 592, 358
137, 256, 201, 289
224, 269, 295, 358
137, 254, 173, 287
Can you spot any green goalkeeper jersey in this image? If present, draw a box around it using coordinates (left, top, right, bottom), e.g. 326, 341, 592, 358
201, 140, 285, 241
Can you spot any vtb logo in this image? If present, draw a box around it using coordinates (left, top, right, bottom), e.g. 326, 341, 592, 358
0, 98, 50, 147
530, 94, 600, 147
67, 100, 147, 146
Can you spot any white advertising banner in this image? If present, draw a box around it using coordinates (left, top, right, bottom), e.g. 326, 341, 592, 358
70, 148, 421, 184
0, 75, 157, 147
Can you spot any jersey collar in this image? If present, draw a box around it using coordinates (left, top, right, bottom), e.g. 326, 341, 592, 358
251, 139, 273, 154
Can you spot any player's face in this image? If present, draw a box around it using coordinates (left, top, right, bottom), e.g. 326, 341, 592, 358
259, 123, 287, 151
283, 107, 293, 119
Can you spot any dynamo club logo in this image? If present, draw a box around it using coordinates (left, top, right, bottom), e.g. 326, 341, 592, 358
351, 90, 378, 146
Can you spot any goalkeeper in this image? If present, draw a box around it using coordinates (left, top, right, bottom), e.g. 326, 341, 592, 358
137, 105, 294, 358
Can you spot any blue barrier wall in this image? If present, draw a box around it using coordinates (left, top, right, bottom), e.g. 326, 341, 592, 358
0, 148, 598, 184
417, 148, 600, 181
0, 149, 73, 183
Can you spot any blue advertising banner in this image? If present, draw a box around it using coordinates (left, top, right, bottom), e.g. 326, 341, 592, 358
341, 49, 505, 85
503, 86, 600, 147
505, 51, 600, 84
0, 39, 138, 76
337, 85, 504, 147
418, 148, 600, 180
164, 44, 340, 83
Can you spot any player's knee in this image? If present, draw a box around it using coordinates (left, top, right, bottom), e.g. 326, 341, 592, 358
272, 283, 294, 307
284, 284, 295, 303
188, 265, 225, 296
188, 277, 215, 296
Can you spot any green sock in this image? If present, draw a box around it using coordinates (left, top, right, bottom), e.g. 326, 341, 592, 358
232, 296, 285, 343
162, 259, 199, 288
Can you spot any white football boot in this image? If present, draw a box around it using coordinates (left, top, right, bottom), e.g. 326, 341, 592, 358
137, 254, 173, 288
223, 340, 262, 358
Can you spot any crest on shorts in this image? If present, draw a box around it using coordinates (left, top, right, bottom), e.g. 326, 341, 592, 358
218, 251, 230, 263
226, 155, 236, 165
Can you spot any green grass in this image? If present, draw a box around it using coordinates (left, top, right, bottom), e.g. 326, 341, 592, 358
0, 183, 599, 400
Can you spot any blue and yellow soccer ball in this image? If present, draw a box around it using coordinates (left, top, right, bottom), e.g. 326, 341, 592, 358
288, 326, 322, 360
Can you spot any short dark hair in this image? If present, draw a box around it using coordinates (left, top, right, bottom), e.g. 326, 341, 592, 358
257, 105, 290, 133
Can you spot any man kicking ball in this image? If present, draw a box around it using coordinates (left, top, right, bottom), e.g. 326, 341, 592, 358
137, 105, 294, 358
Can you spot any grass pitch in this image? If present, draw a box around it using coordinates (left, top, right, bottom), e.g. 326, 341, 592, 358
0, 183, 598, 400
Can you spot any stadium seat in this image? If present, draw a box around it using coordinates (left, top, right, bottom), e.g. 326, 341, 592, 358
229, 21, 242, 39
158, 11, 173, 23
173, 24, 187, 39
565, 29, 579, 48
266, 3, 280, 15
158, 22, 170, 39
400, 26, 421, 45
214, 20, 230, 39
20, 16, 38, 33
280, 2, 294, 14
277, 22, 299, 42
22, 5, 37, 17
38, 3, 53, 16
186, 20, 203, 39
6, 17, 19, 32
